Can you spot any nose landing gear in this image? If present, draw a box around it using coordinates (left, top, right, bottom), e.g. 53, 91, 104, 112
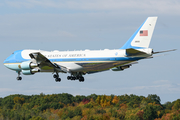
17, 71, 22, 80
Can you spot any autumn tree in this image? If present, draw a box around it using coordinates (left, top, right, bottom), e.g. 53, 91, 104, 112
13, 96, 25, 104
96, 95, 111, 107
112, 96, 119, 104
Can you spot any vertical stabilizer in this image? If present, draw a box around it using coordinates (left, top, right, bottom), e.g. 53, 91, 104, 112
121, 17, 158, 49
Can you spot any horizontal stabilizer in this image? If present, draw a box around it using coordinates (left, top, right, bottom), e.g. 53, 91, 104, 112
126, 48, 147, 56
152, 49, 176, 54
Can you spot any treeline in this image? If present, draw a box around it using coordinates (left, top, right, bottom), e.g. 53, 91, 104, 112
0, 93, 180, 120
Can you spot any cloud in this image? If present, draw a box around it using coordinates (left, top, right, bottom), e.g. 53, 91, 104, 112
0, 88, 16, 92
5, 0, 180, 15
127, 80, 180, 94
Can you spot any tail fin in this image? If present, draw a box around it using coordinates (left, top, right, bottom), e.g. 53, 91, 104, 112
121, 17, 158, 49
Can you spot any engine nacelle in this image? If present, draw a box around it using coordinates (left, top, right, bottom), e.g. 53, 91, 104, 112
22, 69, 40, 75
20, 61, 38, 70
112, 65, 130, 71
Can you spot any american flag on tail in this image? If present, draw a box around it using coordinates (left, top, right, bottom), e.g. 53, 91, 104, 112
140, 30, 148, 36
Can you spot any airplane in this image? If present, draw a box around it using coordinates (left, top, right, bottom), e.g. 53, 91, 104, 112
3, 17, 175, 82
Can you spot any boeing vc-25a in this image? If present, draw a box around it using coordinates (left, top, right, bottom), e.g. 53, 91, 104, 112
3, 17, 175, 82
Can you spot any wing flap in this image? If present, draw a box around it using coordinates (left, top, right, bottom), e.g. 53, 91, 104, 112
29, 52, 69, 73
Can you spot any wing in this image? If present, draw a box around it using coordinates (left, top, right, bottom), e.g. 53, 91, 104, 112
29, 52, 69, 73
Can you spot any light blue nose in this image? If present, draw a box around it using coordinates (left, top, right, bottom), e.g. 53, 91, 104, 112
3, 50, 24, 71
4, 62, 21, 71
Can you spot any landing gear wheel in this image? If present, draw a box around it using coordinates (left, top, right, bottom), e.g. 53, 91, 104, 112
53, 71, 61, 82
67, 76, 71, 80
55, 78, 61, 82
70, 77, 75, 80
16, 71, 22, 81
79, 77, 84, 82
17, 77, 22, 81
53, 74, 58, 78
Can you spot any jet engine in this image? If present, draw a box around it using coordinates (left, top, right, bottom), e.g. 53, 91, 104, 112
20, 61, 39, 70
112, 65, 130, 71
22, 69, 40, 75
20, 61, 40, 75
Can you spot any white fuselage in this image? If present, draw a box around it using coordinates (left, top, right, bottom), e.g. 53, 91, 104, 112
3, 48, 152, 73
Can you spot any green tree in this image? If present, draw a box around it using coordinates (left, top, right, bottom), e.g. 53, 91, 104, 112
163, 101, 173, 110
50, 102, 64, 109
74, 95, 86, 103
84, 103, 93, 108
173, 99, 180, 110
147, 94, 161, 104
87, 94, 98, 101
38, 104, 50, 111
143, 104, 157, 120
1, 95, 15, 109
30, 116, 45, 120
95, 109, 106, 114
74, 107, 82, 116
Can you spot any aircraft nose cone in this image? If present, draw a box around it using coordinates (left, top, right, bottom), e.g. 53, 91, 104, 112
3, 60, 6, 64
3, 58, 21, 71
4, 57, 8, 64
3, 55, 15, 70
4, 58, 10, 69
4, 58, 8, 64
3, 55, 11, 64
3, 50, 24, 71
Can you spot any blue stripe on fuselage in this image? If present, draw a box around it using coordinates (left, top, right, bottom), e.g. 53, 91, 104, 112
4, 53, 145, 64
48, 57, 144, 62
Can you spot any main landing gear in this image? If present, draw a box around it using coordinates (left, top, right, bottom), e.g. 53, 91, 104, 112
67, 75, 85, 82
17, 71, 22, 81
53, 72, 61, 82
71, 73, 85, 82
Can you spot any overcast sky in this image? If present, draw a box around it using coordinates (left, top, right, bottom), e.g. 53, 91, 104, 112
0, 0, 180, 104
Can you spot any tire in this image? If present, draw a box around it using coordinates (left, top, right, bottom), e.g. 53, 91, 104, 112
17, 77, 22, 81
53, 74, 58, 78
67, 76, 71, 80
79, 77, 84, 82
55, 78, 59, 82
